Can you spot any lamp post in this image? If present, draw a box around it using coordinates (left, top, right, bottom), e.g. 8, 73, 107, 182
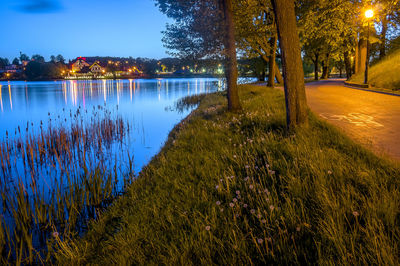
364, 9, 374, 85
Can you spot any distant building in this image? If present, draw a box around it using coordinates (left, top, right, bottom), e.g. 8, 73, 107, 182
71, 57, 90, 72
89, 62, 104, 74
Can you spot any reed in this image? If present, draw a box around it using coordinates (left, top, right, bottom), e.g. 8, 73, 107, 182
0, 105, 134, 264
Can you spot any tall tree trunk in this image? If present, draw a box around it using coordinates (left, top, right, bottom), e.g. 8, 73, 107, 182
379, 15, 388, 59
356, 38, 367, 74
267, 34, 277, 87
274, 63, 283, 84
272, 0, 308, 129
344, 51, 352, 80
221, 0, 241, 111
313, 52, 319, 80
260, 54, 283, 85
321, 53, 330, 79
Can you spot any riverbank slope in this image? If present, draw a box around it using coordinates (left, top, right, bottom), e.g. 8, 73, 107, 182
56, 84, 400, 264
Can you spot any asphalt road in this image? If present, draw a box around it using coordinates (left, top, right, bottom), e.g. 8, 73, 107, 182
305, 79, 400, 161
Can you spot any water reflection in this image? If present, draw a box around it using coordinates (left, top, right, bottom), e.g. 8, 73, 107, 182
0, 78, 222, 172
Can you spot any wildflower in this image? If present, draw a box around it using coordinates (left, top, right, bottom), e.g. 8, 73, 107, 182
266, 164, 270, 168
250, 209, 256, 214
236, 190, 240, 195
216, 201, 221, 206
249, 185, 254, 190
243, 204, 248, 208
296, 227, 301, 232
233, 198, 238, 203
237, 195, 241, 199
261, 219, 266, 224
245, 165, 250, 169
255, 166, 258, 169
328, 170, 332, 175
233, 155, 237, 158
352, 211, 359, 217
236, 214, 239, 218
244, 177, 249, 182
264, 189, 270, 194
215, 185, 219, 189
220, 208, 224, 212
257, 238, 264, 244
268, 170, 275, 175
205, 226, 211, 231
269, 205, 275, 211
257, 214, 262, 219
229, 202, 235, 208
52, 231, 59, 238
220, 179, 223, 182
230, 175, 234, 179
267, 237, 272, 242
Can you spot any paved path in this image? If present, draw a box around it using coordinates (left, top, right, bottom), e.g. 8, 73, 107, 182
305, 79, 400, 160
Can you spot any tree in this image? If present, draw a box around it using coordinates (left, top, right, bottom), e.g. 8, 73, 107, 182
56, 54, 65, 64
32, 54, 45, 63
19, 53, 30, 62
50, 55, 56, 63
12, 58, 20, 65
233, 0, 283, 86
0, 58, 10, 68
272, 0, 308, 129
221, 0, 241, 111
156, 0, 241, 111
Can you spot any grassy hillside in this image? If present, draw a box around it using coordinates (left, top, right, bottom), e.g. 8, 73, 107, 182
351, 49, 400, 91
55, 84, 400, 264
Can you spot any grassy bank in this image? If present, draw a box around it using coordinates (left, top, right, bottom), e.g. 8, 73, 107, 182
56, 84, 400, 264
351, 49, 400, 93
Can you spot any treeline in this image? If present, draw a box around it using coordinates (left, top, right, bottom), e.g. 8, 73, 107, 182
0, 53, 268, 80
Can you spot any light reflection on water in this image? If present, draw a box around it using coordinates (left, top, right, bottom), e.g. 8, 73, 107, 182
0, 78, 223, 173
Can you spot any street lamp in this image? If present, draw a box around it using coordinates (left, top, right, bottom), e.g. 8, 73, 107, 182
364, 8, 374, 85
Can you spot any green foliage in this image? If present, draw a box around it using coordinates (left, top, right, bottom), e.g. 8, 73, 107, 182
31, 54, 45, 63
12, 58, 20, 65
0, 58, 10, 68
350, 48, 400, 91
25, 61, 63, 80
55, 84, 400, 264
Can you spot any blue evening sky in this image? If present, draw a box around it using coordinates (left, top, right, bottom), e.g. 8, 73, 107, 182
0, 0, 171, 61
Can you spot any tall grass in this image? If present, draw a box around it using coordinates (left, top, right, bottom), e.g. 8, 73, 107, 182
55, 84, 399, 264
351, 49, 400, 91
0, 105, 135, 264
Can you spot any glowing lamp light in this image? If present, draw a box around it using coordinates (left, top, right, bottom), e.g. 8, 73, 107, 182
365, 9, 374, 19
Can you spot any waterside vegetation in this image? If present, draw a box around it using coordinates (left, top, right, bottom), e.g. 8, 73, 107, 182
0, 106, 134, 264
55, 84, 400, 264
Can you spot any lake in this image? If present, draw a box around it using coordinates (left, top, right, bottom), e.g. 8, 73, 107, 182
0, 78, 223, 174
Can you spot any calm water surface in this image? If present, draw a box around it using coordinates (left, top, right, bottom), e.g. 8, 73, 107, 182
0, 78, 223, 173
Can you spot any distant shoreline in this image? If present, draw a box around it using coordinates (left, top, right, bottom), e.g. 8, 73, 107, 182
0, 74, 231, 82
